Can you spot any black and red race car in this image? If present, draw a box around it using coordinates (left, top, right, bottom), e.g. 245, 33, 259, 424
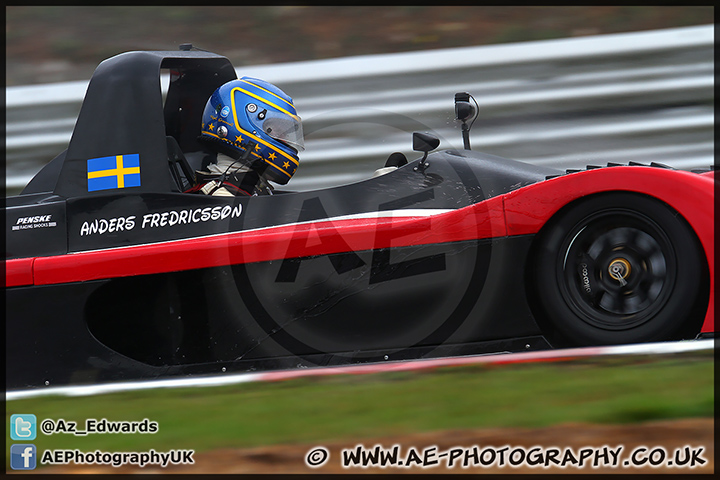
4, 48, 714, 390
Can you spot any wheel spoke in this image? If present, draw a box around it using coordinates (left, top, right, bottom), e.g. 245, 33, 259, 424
587, 233, 611, 260
605, 227, 633, 249
631, 230, 662, 258
646, 251, 667, 277
624, 292, 648, 314
625, 227, 640, 246
642, 278, 664, 299
599, 290, 624, 314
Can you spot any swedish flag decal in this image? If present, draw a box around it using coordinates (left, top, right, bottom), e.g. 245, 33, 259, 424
87, 154, 141, 192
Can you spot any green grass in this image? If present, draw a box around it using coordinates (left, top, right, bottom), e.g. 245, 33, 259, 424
5, 352, 713, 467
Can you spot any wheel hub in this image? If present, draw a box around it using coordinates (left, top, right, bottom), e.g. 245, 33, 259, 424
608, 257, 631, 285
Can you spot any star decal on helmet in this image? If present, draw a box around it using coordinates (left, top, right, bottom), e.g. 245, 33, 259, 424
200, 77, 303, 185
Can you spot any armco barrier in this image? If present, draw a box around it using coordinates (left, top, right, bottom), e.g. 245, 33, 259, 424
5, 25, 714, 193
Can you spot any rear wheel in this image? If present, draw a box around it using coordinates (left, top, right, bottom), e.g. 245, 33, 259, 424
533, 193, 705, 347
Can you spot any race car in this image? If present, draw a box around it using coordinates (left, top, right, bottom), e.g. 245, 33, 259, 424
4, 48, 714, 390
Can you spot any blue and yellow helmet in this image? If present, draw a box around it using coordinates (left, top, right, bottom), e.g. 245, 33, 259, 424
199, 77, 304, 185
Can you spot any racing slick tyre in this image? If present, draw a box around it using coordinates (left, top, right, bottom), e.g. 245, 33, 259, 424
532, 192, 706, 348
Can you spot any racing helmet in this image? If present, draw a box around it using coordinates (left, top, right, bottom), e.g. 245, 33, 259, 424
199, 77, 304, 185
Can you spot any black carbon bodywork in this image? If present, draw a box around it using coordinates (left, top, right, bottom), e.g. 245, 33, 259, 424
6, 149, 560, 389
7, 236, 549, 388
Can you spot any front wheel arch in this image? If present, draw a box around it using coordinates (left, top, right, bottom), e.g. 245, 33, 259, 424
525, 191, 708, 348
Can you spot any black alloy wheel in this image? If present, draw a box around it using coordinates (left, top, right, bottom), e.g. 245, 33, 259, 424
532, 192, 706, 347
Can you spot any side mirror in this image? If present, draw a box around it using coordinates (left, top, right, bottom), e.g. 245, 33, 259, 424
412, 132, 440, 153
454, 92, 475, 122
412, 132, 439, 173
454, 92, 476, 150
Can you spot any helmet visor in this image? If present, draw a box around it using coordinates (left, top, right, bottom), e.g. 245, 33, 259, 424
261, 112, 305, 152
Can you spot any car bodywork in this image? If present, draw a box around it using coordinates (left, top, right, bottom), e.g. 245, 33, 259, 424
4, 49, 714, 390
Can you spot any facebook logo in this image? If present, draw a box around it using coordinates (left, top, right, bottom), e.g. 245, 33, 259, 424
10, 414, 36, 440
11, 444, 37, 470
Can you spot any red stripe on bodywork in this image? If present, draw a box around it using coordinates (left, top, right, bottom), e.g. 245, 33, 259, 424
4, 258, 34, 287
32, 196, 506, 285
